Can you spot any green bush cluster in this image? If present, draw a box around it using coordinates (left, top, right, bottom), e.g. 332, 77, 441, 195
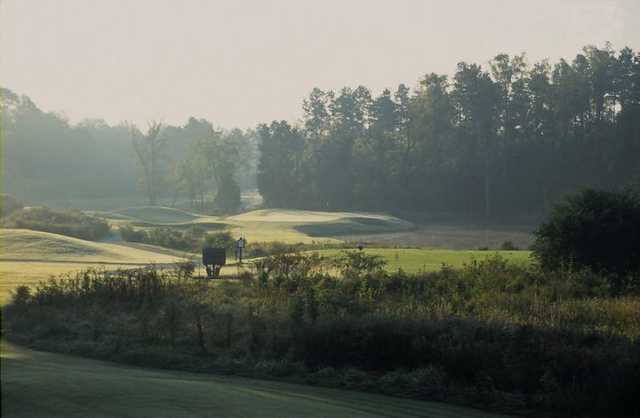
119, 224, 235, 254
533, 188, 640, 290
2, 206, 110, 241
4, 255, 640, 417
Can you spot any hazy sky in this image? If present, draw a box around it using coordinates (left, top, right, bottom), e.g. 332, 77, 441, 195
2, 0, 639, 129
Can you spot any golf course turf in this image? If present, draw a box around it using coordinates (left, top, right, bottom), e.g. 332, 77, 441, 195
1, 341, 509, 418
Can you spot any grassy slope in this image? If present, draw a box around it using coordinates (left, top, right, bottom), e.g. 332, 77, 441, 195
1, 341, 507, 418
313, 248, 532, 273
0, 229, 185, 303
227, 209, 413, 244
99, 207, 414, 244
0, 229, 182, 263
113, 206, 199, 224
103, 207, 531, 250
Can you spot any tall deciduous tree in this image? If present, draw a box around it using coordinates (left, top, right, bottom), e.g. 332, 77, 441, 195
131, 121, 164, 206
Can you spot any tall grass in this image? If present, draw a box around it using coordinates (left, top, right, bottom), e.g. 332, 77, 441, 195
3, 255, 639, 417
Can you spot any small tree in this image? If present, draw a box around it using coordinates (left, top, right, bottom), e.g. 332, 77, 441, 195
204, 231, 235, 252
532, 188, 640, 286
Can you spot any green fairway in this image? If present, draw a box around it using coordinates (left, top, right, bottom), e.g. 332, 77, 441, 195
113, 206, 200, 224
97, 207, 415, 244
0, 341, 508, 418
227, 209, 412, 243
313, 248, 532, 273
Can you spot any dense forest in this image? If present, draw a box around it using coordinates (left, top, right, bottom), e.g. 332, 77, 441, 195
257, 44, 640, 219
3, 44, 639, 219
0, 89, 257, 210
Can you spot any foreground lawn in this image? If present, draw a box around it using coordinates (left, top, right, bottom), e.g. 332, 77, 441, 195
0, 341, 507, 418
313, 248, 532, 273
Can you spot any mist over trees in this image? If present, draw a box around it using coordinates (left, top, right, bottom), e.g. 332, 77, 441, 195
3, 43, 639, 219
257, 44, 640, 219
1, 89, 257, 211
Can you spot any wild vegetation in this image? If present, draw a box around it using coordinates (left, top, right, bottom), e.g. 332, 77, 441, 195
2, 206, 110, 241
4, 251, 639, 417
120, 225, 235, 254
257, 44, 640, 219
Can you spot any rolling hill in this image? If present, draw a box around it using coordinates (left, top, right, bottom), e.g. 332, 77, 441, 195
0, 229, 186, 303
0, 229, 183, 263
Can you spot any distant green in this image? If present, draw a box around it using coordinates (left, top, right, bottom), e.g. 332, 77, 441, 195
312, 248, 532, 273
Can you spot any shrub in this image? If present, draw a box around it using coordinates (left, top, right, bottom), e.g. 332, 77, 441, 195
204, 231, 235, 252
2, 206, 110, 240
500, 240, 519, 251
533, 188, 640, 289
119, 224, 146, 242
119, 224, 226, 253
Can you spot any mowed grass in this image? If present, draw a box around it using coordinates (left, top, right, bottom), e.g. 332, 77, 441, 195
96, 207, 416, 244
227, 209, 413, 244
113, 206, 199, 224
313, 248, 532, 273
0, 229, 186, 304
0, 229, 183, 264
0, 262, 134, 304
1, 341, 508, 418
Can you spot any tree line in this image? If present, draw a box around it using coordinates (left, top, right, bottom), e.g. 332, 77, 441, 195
1, 89, 257, 212
257, 44, 640, 219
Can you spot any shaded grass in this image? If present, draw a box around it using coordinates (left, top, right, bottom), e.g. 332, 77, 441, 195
113, 206, 200, 224
0, 341, 504, 418
0, 229, 182, 264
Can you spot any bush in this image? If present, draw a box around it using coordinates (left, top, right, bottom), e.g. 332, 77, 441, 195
120, 224, 227, 253
204, 231, 235, 252
533, 188, 640, 288
2, 206, 110, 240
500, 240, 519, 251
119, 224, 146, 242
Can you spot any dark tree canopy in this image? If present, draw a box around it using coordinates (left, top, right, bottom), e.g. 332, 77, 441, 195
256, 44, 640, 219
532, 188, 640, 283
